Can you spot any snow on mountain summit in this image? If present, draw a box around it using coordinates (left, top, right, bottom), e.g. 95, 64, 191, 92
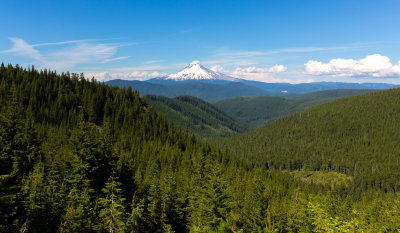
165, 61, 238, 81
189, 60, 201, 66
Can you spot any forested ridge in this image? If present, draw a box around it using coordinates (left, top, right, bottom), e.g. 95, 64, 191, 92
1, 64, 400, 232
145, 95, 246, 138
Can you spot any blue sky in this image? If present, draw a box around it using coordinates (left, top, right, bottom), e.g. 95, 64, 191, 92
1, 0, 400, 83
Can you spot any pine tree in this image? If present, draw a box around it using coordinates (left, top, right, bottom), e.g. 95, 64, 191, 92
126, 194, 146, 233
96, 172, 126, 233
59, 181, 94, 233
21, 162, 46, 232
188, 157, 233, 232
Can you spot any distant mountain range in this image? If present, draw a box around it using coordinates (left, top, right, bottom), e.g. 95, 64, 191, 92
105, 61, 398, 102
107, 79, 268, 102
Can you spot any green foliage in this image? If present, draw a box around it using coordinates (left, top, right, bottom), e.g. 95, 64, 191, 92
0, 64, 399, 232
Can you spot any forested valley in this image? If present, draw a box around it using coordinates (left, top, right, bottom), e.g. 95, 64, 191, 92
1, 64, 400, 232
214, 89, 373, 129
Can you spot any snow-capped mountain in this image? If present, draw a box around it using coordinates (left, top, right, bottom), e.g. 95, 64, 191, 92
164, 61, 238, 81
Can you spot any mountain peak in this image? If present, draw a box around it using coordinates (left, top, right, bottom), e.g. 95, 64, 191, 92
165, 61, 238, 81
189, 60, 201, 66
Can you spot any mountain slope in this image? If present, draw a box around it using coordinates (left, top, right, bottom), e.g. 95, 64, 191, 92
145, 95, 247, 138
215, 89, 374, 128
218, 88, 400, 193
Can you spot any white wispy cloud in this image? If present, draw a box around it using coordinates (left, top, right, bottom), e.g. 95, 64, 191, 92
0, 37, 44, 62
0, 37, 130, 71
32, 39, 94, 47
304, 54, 400, 78
101, 56, 131, 63
233, 65, 287, 74
267, 45, 367, 54
143, 60, 163, 64
231, 64, 289, 82
106, 64, 170, 73
85, 71, 166, 82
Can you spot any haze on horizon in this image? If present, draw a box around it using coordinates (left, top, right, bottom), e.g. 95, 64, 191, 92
1, 0, 400, 84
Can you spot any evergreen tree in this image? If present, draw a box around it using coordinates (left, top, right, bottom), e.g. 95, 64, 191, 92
96, 172, 126, 233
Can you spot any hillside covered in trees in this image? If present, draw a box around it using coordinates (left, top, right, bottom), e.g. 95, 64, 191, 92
218, 88, 400, 195
1, 64, 400, 232
145, 95, 247, 138
215, 89, 373, 128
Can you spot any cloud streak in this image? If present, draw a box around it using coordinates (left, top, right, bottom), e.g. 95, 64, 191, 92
32, 39, 95, 47
101, 56, 131, 63
143, 60, 163, 64
267, 45, 367, 54
0, 37, 130, 71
